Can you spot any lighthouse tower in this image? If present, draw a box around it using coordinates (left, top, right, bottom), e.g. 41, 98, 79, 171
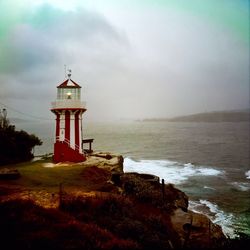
51, 71, 86, 163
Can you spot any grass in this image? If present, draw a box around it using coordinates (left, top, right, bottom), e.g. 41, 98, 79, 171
0, 159, 114, 209
0, 158, 117, 208
0, 159, 91, 192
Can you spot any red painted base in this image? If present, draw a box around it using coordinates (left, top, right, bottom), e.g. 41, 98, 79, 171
53, 141, 86, 163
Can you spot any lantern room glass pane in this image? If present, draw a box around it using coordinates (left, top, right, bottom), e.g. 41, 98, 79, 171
57, 87, 81, 100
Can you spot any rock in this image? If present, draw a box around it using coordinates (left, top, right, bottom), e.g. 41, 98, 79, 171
171, 208, 226, 249
173, 189, 189, 212
117, 171, 225, 248
40, 151, 225, 249
91, 152, 112, 160
122, 172, 160, 185
82, 152, 124, 173
0, 168, 21, 180
111, 172, 122, 186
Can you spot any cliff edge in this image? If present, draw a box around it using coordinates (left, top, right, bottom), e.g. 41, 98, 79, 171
80, 152, 226, 249
0, 152, 227, 249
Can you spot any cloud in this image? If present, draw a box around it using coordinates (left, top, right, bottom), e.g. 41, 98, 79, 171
0, 4, 127, 72
0, 1, 249, 121
0, 3, 130, 118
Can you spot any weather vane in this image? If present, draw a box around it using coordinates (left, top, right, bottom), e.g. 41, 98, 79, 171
64, 65, 72, 79
68, 69, 72, 79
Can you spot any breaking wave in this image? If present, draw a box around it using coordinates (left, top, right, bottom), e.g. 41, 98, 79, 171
124, 158, 238, 237
231, 182, 250, 191
246, 170, 250, 179
124, 158, 223, 185
189, 200, 236, 238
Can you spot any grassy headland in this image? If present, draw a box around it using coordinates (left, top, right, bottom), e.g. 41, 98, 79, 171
0, 156, 249, 250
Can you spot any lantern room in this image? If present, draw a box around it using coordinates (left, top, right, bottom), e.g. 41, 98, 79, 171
57, 82, 81, 100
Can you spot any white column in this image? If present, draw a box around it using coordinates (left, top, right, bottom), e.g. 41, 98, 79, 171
59, 111, 65, 141
54, 113, 57, 143
79, 113, 82, 153
70, 111, 75, 149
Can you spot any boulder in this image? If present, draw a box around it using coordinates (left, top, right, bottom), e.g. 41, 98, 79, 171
173, 189, 189, 212
83, 152, 123, 173
0, 168, 21, 180
79, 152, 226, 249
171, 208, 226, 249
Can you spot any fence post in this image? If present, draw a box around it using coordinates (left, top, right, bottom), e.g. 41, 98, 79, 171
161, 179, 165, 200
59, 183, 63, 208
183, 213, 193, 248
208, 219, 211, 248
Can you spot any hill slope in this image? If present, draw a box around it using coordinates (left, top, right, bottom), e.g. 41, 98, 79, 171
143, 110, 250, 123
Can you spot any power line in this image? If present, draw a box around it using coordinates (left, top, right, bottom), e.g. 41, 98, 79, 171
0, 101, 53, 121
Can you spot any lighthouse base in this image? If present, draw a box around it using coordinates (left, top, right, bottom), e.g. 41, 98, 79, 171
53, 141, 86, 163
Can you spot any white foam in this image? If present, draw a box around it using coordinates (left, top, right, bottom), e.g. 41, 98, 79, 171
189, 200, 236, 238
124, 158, 223, 185
203, 186, 216, 190
231, 182, 250, 191
245, 170, 250, 179
195, 167, 222, 176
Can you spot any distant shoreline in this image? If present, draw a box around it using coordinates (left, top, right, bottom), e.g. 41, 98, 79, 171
140, 110, 250, 123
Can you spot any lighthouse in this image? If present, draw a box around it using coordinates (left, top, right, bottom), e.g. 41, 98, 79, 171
51, 71, 86, 163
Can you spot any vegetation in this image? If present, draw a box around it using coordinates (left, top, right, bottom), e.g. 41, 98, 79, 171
121, 173, 187, 212
0, 109, 42, 165
0, 199, 138, 250
61, 194, 177, 250
0, 196, 249, 250
0, 154, 249, 249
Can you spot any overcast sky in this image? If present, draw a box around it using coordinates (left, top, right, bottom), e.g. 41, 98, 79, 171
0, 0, 249, 121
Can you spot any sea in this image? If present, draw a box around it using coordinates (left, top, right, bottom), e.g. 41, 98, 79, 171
15, 120, 250, 238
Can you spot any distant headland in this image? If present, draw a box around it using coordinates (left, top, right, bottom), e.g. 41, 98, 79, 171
141, 109, 250, 123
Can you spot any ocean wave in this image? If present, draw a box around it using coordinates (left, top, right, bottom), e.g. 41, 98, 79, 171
189, 200, 236, 238
203, 186, 216, 190
246, 170, 250, 179
123, 158, 237, 238
124, 158, 223, 185
231, 182, 250, 191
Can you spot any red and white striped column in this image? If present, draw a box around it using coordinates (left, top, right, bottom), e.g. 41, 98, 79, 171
55, 110, 83, 153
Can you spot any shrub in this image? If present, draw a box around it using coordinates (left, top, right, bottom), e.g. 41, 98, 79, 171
0, 123, 42, 165
122, 174, 177, 211
0, 199, 138, 250
61, 193, 175, 250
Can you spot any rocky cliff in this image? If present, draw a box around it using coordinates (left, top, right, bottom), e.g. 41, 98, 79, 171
0, 152, 227, 249
80, 152, 226, 249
